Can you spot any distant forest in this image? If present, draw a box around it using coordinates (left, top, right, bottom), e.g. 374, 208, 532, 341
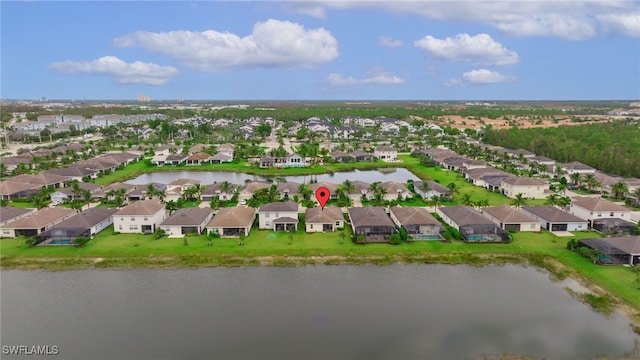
482, 121, 640, 178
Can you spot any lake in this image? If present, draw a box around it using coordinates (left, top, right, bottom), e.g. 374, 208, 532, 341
1, 264, 637, 359
125, 168, 419, 185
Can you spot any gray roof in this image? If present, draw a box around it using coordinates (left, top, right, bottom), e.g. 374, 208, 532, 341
348, 207, 394, 227
375, 145, 396, 152
202, 182, 239, 195
390, 206, 440, 226
520, 206, 587, 223
161, 207, 213, 226
580, 236, 640, 255
207, 206, 256, 228
438, 205, 494, 226
45, 167, 99, 177
571, 197, 629, 212
0, 207, 35, 223
0, 207, 76, 229
501, 176, 548, 186
305, 206, 343, 224
49, 207, 118, 230
482, 205, 539, 223
414, 180, 448, 194
258, 201, 298, 212
115, 199, 165, 216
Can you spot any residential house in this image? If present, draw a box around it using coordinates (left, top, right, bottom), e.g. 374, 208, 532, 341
159, 207, 214, 237
305, 206, 344, 232
0, 181, 41, 200
520, 205, 588, 232
0, 207, 36, 227
92, 182, 136, 202
185, 152, 213, 166
216, 144, 235, 158
211, 152, 233, 164
558, 161, 596, 179
277, 182, 302, 200
9, 173, 71, 189
50, 182, 101, 204
413, 180, 449, 200
238, 181, 271, 202
113, 199, 167, 234
259, 155, 275, 168
379, 181, 412, 201
0, 207, 76, 238
310, 182, 339, 200
347, 181, 371, 201
347, 206, 396, 243
481, 205, 541, 232
437, 205, 510, 242
350, 150, 374, 162
206, 206, 256, 237
127, 182, 167, 202
200, 182, 238, 202
389, 206, 443, 240
257, 201, 299, 231
500, 177, 549, 199
569, 197, 635, 234
34, 207, 117, 245
463, 167, 510, 190
374, 145, 398, 162
329, 151, 356, 163
579, 236, 640, 265
44, 167, 100, 181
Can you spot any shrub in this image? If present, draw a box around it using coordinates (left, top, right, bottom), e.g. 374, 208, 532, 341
25, 237, 37, 248
398, 227, 408, 241
355, 235, 367, 244
389, 234, 402, 245
73, 237, 90, 248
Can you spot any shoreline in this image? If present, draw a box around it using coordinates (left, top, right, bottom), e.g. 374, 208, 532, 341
2, 252, 639, 327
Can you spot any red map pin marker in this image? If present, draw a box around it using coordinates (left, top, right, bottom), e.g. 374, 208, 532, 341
315, 187, 330, 210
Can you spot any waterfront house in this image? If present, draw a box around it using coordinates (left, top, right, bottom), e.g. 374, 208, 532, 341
389, 206, 443, 240
569, 197, 635, 234
238, 181, 271, 202
0, 207, 36, 227
481, 205, 541, 232
206, 206, 256, 237
0, 207, 76, 238
329, 151, 356, 163
310, 182, 339, 201
277, 182, 302, 200
159, 207, 214, 237
348, 206, 396, 243
200, 182, 239, 202
35, 207, 117, 245
413, 180, 449, 200
305, 206, 344, 233
210, 152, 233, 164
579, 236, 640, 265
350, 150, 374, 162
113, 199, 167, 234
374, 145, 398, 162
257, 201, 299, 231
520, 206, 588, 232
379, 181, 412, 201
185, 152, 213, 166
437, 205, 510, 242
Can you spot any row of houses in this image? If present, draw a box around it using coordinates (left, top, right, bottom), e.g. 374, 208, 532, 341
0, 152, 141, 200
150, 143, 235, 166
17, 114, 167, 133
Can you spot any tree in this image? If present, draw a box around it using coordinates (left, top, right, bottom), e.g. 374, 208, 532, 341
430, 195, 444, 210
570, 172, 581, 186
610, 181, 628, 200
510, 193, 527, 208
165, 200, 179, 215
256, 123, 272, 139
82, 189, 93, 209
545, 193, 561, 206
220, 181, 234, 196
446, 182, 460, 200
341, 180, 355, 195
582, 173, 601, 193
461, 194, 473, 206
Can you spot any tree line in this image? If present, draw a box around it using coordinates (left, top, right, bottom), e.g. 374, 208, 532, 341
482, 121, 640, 178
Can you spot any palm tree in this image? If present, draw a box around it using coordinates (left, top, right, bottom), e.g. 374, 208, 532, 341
461, 194, 473, 206
583, 173, 600, 193
430, 195, 444, 210
220, 181, 233, 195
165, 200, 179, 215
476, 199, 490, 208
545, 193, 561, 206
510, 193, 527, 208
419, 181, 430, 195
341, 180, 355, 195
82, 189, 93, 210
446, 182, 460, 200
610, 181, 628, 200
570, 172, 581, 186
114, 188, 127, 208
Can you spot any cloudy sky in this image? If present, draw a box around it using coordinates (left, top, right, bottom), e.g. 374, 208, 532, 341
2, 1, 639, 100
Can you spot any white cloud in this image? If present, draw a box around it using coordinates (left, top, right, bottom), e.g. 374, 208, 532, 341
326, 70, 405, 86
379, 36, 403, 47
113, 19, 339, 71
414, 33, 519, 66
292, 1, 640, 40
48, 56, 178, 85
444, 68, 517, 86
597, 13, 640, 37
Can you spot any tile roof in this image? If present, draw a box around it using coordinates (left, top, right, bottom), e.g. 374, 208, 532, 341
501, 177, 548, 186
161, 207, 213, 226
305, 206, 343, 224
49, 207, 118, 229
207, 206, 256, 228
114, 199, 165, 216
571, 197, 630, 212
390, 206, 440, 226
438, 205, 494, 226
0, 207, 76, 229
348, 207, 394, 227
258, 201, 298, 212
482, 205, 538, 223
0, 207, 35, 223
521, 206, 587, 223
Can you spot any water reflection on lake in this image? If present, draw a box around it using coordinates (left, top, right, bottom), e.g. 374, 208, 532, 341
1, 264, 637, 359
125, 168, 419, 185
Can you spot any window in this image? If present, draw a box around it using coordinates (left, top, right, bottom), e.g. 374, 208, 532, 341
129, 225, 138, 230
597, 212, 602, 217
610, 212, 614, 217
2, 229, 9, 234
143, 217, 148, 221
265, 213, 270, 218
121, 217, 124, 221
310, 224, 314, 229
118, 225, 122, 230
336, 221, 340, 226
131, 217, 135, 221
530, 224, 536, 229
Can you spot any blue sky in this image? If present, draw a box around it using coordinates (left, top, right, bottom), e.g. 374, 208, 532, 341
2, 1, 639, 100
